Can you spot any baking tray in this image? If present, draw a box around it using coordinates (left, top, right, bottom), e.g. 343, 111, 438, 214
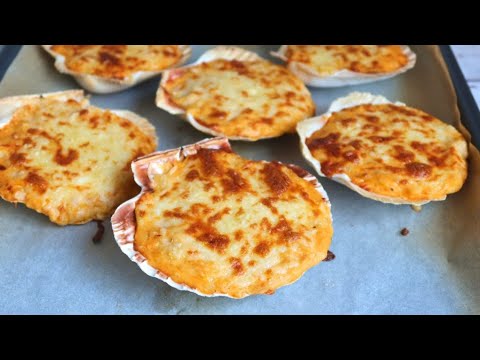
0, 45, 479, 314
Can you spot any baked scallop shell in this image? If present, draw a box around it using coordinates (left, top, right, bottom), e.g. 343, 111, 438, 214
271, 45, 416, 87
42, 45, 192, 94
111, 137, 332, 298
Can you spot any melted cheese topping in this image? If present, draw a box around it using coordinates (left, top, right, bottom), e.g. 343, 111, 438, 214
162, 59, 315, 140
134, 149, 332, 298
285, 45, 408, 75
50, 45, 183, 80
0, 97, 156, 225
306, 103, 468, 202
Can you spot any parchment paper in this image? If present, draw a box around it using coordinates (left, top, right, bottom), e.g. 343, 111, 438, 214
0, 45, 479, 314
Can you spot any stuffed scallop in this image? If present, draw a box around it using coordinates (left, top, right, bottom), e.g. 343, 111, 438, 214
0, 90, 157, 225
111, 137, 333, 299
271, 45, 416, 87
42, 45, 191, 93
297, 92, 468, 206
156, 46, 315, 141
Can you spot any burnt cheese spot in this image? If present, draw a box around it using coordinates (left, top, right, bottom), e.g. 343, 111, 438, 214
229, 257, 245, 276
189, 203, 211, 216
254, 242, 270, 257
89, 116, 100, 128
261, 162, 291, 195
393, 145, 415, 163
365, 115, 379, 123
368, 136, 393, 143
260, 197, 278, 214
350, 140, 362, 149
25, 172, 48, 194
221, 169, 247, 193
196, 148, 222, 176
229, 60, 249, 75
162, 47, 177, 57
208, 208, 231, 223
286, 164, 309, 178
405, 162, 432, 178
163, 208, 188, 219
187, 221, 230, 253
306, 133, 341, 156
27, 128, 54, 140
98, 51, 121, 66
321, 161, 343, 177
54, 149, 79, 166
186, 169, 200, 181
9, 153, 27, 165
421, 115, 434, 121
341, 118, 356, 126
0, 165, 6, 171
234, 230, 244, 240
428, 155, 448, 167
343, 151, 359, 163
209, 109, 227, 118
197, 233, 230, 253
272, 218, 300, 243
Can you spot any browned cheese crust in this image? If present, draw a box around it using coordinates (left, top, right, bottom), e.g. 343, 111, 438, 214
306, 103, 468, 202
0, 96, 156, 225
134, 148, 332, 298
50, 45, 184, 80
161, 59, 315, 140
285, 45, 408, 75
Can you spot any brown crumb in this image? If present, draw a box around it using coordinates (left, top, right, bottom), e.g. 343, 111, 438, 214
323, 250, 336, 262
400, 227, 410, 236
410, 205, 422, 212
92, 220, 105, 244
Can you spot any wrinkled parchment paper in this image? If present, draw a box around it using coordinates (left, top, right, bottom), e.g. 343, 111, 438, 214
0, 45, 479, 314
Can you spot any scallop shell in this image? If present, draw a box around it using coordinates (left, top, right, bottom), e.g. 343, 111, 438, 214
111, 137, 330, 298
155, 46, 266, 141
42, 45, 192, 94
271, 45, 416, 87
297, 91, 439, 206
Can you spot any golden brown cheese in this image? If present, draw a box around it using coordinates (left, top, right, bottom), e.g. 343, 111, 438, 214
50, 45, 183, 80
286, 45, 408, 75
134, 148, 332, 298
0, 96, 157, 225
161, 59, 315, 140
305, 103, 468, 202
